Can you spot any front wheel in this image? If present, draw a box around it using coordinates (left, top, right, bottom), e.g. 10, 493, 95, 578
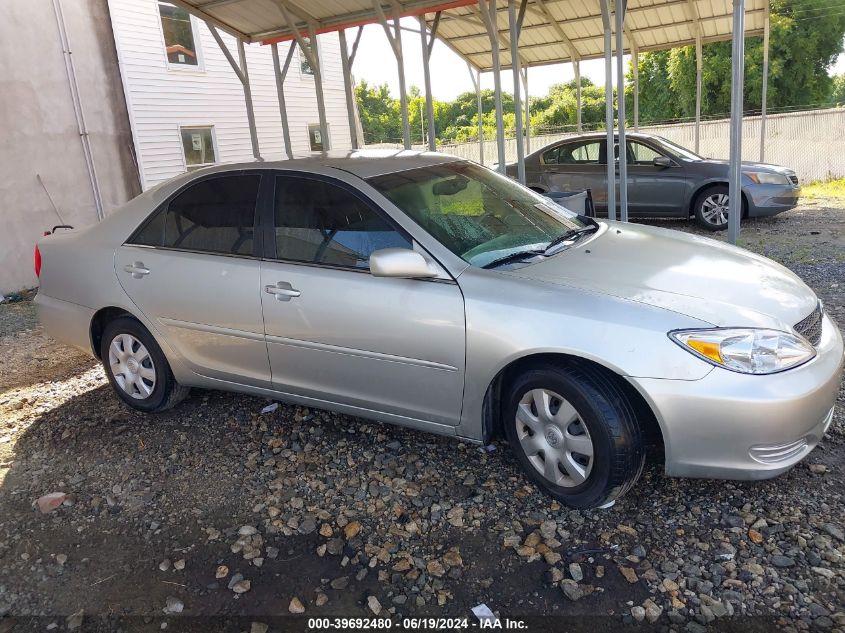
100, 317, 190, 413
504, 363, 645, 508
694, 185, 734, 231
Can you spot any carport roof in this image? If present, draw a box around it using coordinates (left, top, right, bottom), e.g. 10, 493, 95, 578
170, 0, 768, 71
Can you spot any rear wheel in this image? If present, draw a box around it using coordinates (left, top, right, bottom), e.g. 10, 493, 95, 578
694, 185, 733, 231
100, 317, 189, 413
504, 363, 645, 508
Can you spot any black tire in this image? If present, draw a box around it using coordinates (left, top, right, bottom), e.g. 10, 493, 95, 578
693, 185, 732, 231
503, 362, 645, 509
100, 316, 190, 413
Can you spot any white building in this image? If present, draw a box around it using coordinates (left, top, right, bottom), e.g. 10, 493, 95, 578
108, 0, 353, 190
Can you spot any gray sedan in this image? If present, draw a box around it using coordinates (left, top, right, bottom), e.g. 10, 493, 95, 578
35, 152, 842, 508
507, 132, 801, 230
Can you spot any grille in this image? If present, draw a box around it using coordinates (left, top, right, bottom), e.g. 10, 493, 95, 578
794, 303, 823, 346
788, 174, 799, 186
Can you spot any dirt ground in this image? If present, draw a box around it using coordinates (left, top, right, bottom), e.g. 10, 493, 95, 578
0, 199, 843, 633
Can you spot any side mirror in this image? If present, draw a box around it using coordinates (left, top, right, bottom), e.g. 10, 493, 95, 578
369, 248, 438, 279
653, 156, 675, 168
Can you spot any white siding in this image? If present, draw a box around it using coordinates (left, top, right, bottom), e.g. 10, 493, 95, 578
108, 0, 353, 189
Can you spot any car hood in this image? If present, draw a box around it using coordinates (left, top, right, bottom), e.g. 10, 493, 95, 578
696, 158, 796, 176
506, 222, 817, 330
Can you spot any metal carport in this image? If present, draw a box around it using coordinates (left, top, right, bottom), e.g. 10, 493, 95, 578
169, 0, 774, 243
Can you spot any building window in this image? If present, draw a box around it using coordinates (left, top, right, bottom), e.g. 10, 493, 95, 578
180, 127, 216, 169
308, 124, 329, 152
159, 2, 200, 67
299, 37, 315, 77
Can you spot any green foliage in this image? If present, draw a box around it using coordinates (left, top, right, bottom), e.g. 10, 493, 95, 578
830, 74, 845, 104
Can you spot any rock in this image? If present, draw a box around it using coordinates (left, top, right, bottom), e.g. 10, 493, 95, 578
540, 520, 557, 540
174, 559, 186, 571
367, 595, 382, 615
232, 580, 252, 594
543, 551, 561, 565
569, 563, 583, 582
159, 559, 171, 572
809, 464, 827, 474
343, 521, 362, 539
315, 593, 329, 606
66, 610, 84, 630
822, 523, 844, 541
36, 493, 67, 514
748, 529, 764, 544
645, 603, 663, 623
162, 597, 184, 615
300, 518, 317, 535
812, 566, 835, 579
619, 566, 638, 583
319, 523, 333, 537
771, 555, 795, 568
447, 506, 465, 527
238, 525, 258, 536
326, 539, 344, 555
250, 623, 269, 633
288, 597, 305, 613
663, 578, 679, 592
330, 576, 349, 590
617, 524, 638, 537
56, 554, 68, 566
545, 567, 564, 583
632, 545, 647, 558
426, 559, 446, 577
227, 573, 244, 590
631, 606, 646, 622
215, 565, 229, 579
560, 580, 584, 601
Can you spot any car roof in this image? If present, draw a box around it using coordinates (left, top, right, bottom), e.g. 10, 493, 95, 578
185, 149, 464, 180
551, 132, 664, 143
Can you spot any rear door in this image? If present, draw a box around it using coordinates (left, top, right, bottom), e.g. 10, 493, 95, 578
116, 172, 271, 388
258, 171, 466, 426
541, 139, 607, 207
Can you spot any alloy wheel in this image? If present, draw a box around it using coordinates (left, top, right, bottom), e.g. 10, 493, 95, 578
700, 193, 730, 227
108, 333, 156, 399
515, 388, 594, 487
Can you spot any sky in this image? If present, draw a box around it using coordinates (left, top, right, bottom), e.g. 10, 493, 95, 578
351, 19, 845, 102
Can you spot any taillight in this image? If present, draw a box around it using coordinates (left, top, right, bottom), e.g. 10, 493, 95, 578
34, 244, 42, 278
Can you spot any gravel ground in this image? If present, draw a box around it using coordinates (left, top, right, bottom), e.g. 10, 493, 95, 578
1, 200, 843, 633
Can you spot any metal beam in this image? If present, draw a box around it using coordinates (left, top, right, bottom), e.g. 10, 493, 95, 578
760, 1, 770, 161
528, 0, 580, 61
339, 28, 363, 149
695, 33, 702, 153
464, 6, 530, 70
468, 64, 484, 165
510, 0, 527, 183
373, 0, 411, 149
209, 25, 260, 159
478, 0, 505, 173
420, 13, 440, 151
616, 0, 628, 222
271, 41, 296, 159
728, 0, 745, 244
632, 47, 639, 130
521, 67, 531, 153
575, 60, 582, 132
599, 0, 615, 220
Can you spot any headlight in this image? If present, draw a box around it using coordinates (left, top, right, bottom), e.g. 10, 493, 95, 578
669, 328, 815, 374
744, 171, 790, 185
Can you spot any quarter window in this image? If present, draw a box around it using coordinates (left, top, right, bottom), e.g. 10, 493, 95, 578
131, 175, 260, 256
180, 126, 216, 169
558, 141, 602, 164
158, 2, 200, 67
273, 176, 410, 269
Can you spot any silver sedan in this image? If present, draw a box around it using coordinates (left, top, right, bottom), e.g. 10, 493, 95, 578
35, 151, 843, 508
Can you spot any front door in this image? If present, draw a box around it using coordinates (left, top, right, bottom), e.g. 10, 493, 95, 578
116, 173, 271, 388
625, 140, 688, 215
540, 139, 607, 207
259, 172, 466, 426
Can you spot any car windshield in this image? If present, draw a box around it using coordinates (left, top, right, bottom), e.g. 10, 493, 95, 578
367, 162, 588, 268
654, 136, 704, 161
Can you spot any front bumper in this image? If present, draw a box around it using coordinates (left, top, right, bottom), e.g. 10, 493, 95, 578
631, 312, 843, 480
745, 182, 801, 217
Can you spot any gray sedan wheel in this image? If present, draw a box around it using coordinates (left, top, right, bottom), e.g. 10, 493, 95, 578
100, 317, 190, 413
694, 185, 732, 231
504, 362, 646, 508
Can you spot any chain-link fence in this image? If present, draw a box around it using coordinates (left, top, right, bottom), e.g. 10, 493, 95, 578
368, 107, 845, 183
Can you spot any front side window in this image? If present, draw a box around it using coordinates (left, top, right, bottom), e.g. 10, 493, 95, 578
628, 141, 662, 165
274, 176, 410, 269
368, 162, 588, 268
131, 175, 260, 256
159, 2, 199, 67
180, 127, 216, 169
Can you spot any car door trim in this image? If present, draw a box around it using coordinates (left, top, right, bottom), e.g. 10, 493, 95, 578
158, 317, 265, 342
264, 333, 458, 372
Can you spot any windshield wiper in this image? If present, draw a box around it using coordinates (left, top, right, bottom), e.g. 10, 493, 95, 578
481, 249, 545, 270
543, 224, 598, 255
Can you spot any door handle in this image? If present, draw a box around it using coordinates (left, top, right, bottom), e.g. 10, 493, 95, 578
265, 282, 300, 301
123, 262, 150, 278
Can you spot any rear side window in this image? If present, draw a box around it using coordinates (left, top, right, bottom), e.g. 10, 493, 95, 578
131, 175, 260, 256
273, 175, 411, 269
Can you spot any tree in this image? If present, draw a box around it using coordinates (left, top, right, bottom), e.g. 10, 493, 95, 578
830, 74, 845, 104
355, 80, 401, 144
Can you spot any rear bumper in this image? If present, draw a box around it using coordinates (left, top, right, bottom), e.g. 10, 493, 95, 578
631, 312, 844, 480
34, 293, 96, 357
745, 183, 801, 217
